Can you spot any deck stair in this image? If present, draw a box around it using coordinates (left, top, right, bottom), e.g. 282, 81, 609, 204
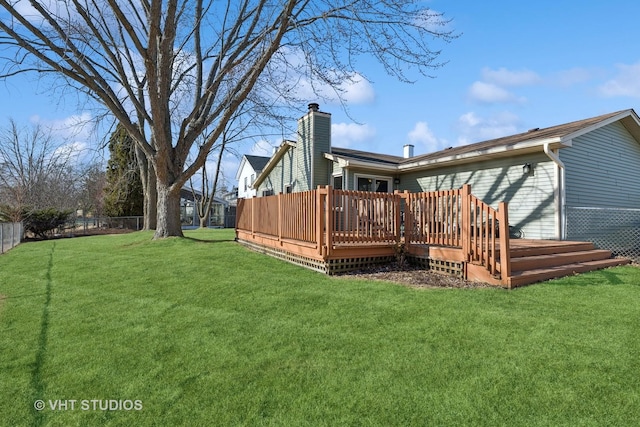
504, 240, 631, 288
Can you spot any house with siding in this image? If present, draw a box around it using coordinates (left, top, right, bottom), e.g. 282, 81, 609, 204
251, 104, 640, 248
236, 154, 271, 199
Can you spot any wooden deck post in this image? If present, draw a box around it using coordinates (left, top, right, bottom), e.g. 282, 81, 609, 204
394, 192, 402, 246
399, 190, 410, 250
325, 185, 334, 258
277, 192, 282, 244
461, 184, 471, 262
316, 186, 324, 257
498, 201, 511, 287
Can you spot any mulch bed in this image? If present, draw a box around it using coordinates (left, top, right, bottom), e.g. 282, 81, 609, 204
338, 262, 495, 289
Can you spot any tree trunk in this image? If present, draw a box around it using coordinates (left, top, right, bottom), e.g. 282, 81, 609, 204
154, 181, 183, 238
198, 213, 209, 228
136, 145, 157, 230
145, 167, 157, 230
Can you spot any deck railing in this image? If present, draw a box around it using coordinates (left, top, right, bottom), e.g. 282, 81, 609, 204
466, 192, 511, 277
401, 188, 464, 247
330, 189, 401, 245
236, 185, 511, 281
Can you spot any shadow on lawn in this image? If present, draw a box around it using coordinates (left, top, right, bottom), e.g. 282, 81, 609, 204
183, 236, 236, 244
30, 242, 55, 426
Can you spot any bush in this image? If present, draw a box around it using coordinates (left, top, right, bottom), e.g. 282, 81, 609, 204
22, 208, 73, 238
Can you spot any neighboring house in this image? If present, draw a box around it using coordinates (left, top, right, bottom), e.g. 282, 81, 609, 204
221, 187, 238, 206
236, 154, 270, 198
250, 104, 640, 244
180, 188, 234, 228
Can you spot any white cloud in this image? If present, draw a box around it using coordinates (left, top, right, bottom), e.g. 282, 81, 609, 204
30, 112, 94, 141
407, 121, 442, 153
481, 67, 541, 87
271, 46, 375, 106
550, 67, 593, 87
468, 67, 541, 104
413, 8, 454, 34
456, 111, 521, 145
468, 81, 523, 104
248, 140, 275, 157
599, 62, 640, 98
340, 74, 375, 104
331, 122, 376, 148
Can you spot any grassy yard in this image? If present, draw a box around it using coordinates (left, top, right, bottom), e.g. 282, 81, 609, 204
1, 229, 639, 426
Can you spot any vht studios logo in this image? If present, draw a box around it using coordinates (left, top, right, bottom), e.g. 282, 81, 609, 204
34, 399, 143, 411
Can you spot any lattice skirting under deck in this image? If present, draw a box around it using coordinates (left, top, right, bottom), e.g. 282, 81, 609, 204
407, 255, 464, 278
238, 238, 466, 278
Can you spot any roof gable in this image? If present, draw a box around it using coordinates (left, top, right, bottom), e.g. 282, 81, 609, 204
244, 155, 270, 172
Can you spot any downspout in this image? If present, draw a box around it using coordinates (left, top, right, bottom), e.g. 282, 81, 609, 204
544, 143, 566, 240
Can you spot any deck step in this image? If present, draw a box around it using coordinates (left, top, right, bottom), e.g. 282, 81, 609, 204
509, 249, 613, 271
508, 258, 631, 288
508, 242, 596, 258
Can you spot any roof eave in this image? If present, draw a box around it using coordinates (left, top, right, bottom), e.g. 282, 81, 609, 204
399, 137, 567, 171
252, 141, 296, 188
235, 156, 248, 181
324, 152, 399, 172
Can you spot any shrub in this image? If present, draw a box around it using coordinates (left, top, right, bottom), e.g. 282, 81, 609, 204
22, 207, 73, 238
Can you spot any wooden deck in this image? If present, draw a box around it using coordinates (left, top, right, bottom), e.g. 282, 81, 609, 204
236, 186, 629, 288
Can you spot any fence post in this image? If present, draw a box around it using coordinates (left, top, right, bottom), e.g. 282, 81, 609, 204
251, 197, 255, 236
1, 223, 4, 254
461, 184, 471, 262
498, 201, 511, 287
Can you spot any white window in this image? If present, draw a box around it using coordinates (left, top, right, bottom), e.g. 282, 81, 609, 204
333, 175, 343, 190
355, 174, 392, 193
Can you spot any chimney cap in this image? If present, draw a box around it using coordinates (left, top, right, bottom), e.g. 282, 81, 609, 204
308, 103, 320, 112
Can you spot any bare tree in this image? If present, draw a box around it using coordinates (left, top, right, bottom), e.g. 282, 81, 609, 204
0, 0, 457, 238
190, 100, 264, 228
78, 162, 106, 220
0, 120, 80, 214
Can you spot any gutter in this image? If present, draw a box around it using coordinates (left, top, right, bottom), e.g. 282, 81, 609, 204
544, 142, 566, 240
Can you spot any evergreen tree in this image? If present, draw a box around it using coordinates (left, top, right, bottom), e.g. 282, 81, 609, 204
104, 124, 144, 217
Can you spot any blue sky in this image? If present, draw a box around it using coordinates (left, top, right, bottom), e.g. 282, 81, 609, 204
2, 0, 640, 186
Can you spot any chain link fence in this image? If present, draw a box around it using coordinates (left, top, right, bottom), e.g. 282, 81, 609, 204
566, 206, 640, 262
1, 222, 23, 254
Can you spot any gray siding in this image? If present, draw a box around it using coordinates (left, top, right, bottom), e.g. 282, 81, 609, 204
400, 153, 557, 239
258, 149, 296, 195
257, 110, 333, 195
562, 121, 640, 208
312, 113, 331, 188
296, 116, 313, 191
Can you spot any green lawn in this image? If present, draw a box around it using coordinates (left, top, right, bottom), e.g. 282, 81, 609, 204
1, 229, 639, 426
